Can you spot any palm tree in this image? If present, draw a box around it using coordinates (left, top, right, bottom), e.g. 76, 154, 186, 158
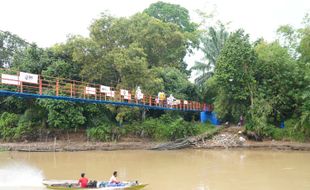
191, 60, 212, 85
191, 23, 229, 86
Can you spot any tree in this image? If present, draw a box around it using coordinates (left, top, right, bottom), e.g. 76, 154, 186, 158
276, 25, 300, 58
154, 67, 199, 100
126, 13, 189, 71
255, 41, 302, 125
144, 1, 198, 33
200, 23, 229, 68
277, 13, 310, 60
214, 30, 257, 121
0, 30, 28, 68
144, 1, 200, 65
12, 44, 52, 74
190, 61, 212, 86
50, 36, 96, 81
38, 99, 85, 131
191, 23, 229, 86
112, 43, 150, 90
85, 12, 193, 86
298, 15, 310, 63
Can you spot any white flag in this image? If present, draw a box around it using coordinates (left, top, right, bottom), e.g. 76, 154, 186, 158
120, 89, 128, 96
85, 87, 96, 95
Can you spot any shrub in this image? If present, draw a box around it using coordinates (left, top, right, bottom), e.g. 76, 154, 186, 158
87, 123, 125, 142
0, 112, 19, 141
124, 114, 218, 141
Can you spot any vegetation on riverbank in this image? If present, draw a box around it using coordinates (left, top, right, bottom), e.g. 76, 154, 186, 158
0, 2, 309, 142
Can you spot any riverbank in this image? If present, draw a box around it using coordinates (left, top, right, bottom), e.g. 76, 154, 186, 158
1, 140, 310, 152
1, 127, 310, 151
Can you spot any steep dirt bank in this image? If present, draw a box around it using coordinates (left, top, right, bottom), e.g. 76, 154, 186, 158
1, 127, 310, 151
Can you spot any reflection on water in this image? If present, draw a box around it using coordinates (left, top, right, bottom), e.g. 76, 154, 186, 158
0, 150, 310, 190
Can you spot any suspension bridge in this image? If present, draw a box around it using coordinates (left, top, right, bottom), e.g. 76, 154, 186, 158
0, 69, 214, 112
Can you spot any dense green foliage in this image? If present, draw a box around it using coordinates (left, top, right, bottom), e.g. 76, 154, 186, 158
123, 113, 217, 141
197, 15, 310, 141
0, 2, 204, 142
0, 2, 309, 142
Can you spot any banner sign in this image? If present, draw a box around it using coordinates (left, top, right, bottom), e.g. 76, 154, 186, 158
100, 85, 111, 93
1, 74, 20, 85
106, 91, 115, 97
19, 72, 38, 84
124, 93, 131, 100
120, 89, 129, 97
136, 92, 143, 100
85, 87, 96, 95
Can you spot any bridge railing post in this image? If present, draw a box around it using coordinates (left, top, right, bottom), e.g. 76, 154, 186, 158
70, 83, 73, 97
56, 79, 59, 96
39, 77, 42, 95
20, 82, 23, 93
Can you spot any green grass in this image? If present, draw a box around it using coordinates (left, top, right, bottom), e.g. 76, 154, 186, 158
195, 122, 221, 137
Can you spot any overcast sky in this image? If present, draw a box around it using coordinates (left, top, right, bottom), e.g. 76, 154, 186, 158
0, 0, 309, 78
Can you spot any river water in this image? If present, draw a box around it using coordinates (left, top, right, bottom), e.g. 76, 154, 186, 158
0, 150, 310, 190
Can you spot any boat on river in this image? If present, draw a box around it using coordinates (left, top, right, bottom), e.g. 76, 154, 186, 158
43, 180, 147, 190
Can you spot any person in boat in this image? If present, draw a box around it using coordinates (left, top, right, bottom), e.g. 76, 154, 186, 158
109, 171, 120, 184
78, 173, 89, 188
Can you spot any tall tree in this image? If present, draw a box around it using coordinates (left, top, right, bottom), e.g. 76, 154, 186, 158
255, 41, 302, 124
144, 1, 198, 33
12, 44, 52, 74
214, 30, 257, 121
191, 23, 229, 86
86, 12, 192, 86
298, 15, 310, 63
0, 30, 28, 68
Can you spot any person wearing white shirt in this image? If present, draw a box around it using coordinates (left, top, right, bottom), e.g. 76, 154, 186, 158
109, 171, 120, 184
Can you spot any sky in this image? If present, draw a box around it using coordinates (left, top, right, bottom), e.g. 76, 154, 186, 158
0, 0, 309, 78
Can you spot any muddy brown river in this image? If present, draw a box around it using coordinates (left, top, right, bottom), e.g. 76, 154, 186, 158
0, 150, 310, 190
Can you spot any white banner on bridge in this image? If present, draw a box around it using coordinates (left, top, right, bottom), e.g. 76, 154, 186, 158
85, 87, 96, 95
106, 91, 115, 97
120, 89, 129, 97
136, 92, 143, 100
124, 93, 131, 100
174, 99, 181, 105
19, 72, 38, 84
100, 85, 111, 93
1, 74, 20, 85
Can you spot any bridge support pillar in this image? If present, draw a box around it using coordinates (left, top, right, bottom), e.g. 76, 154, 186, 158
200, 111, 220, 125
